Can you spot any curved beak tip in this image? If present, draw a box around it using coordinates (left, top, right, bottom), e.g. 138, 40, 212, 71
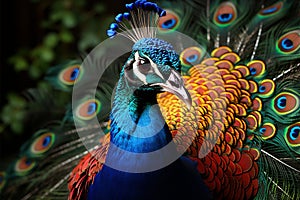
153, 69, 192, 110
183, 95, 192, 110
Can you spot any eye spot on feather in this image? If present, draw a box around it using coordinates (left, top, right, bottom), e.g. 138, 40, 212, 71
277, 96, 287, 109
218, 13, 232, 22
260, 127, 266, 133
281, 38, 293, 50
259, 86, 265, 93
261, 7, 277, 14
43, 136, 51, 146
250, 68, 256, 75
277, 30, 300, 54
15, 157, 36, 175
259, 2, 283, 16
260, 123, 276, 140
290, 127, 300, 141
247, 60, 265, 78
70, 67, 80, 80
31, 132, 55, 155
213, 2, 237, 26
273, 92, 299, 115
88, 103, 96, 114
258, 79, 275, 98
186, 54, 197, 63
76, 99, 101, 120
180, 47, 203, 69
59, 65, 81, 85
158, 10, 180, 32
163, 19, 176, 28
284, 123, 300, 148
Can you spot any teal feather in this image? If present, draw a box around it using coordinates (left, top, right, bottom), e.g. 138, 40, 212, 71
45, 60, 82, 92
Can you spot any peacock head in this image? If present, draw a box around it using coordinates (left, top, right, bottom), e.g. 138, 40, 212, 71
122, 37, 192, 107
107, 0, 191, 107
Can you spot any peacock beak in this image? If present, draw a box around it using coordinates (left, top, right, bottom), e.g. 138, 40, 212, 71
129, 51, 192, 108
152, 69, 192, 109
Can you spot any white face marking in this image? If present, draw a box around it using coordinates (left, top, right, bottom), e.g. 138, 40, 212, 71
132, 51, 165, 84
133, 52, 147, 84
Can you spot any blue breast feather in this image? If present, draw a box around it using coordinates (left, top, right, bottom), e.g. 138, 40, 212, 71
88, 156, 211, 199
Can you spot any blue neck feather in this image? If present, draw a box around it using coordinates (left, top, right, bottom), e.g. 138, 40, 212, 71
109, 77, 172, 153
87, 55, 211, 200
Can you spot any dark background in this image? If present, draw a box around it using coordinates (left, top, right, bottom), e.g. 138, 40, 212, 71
0, 0, 133, 106
0, 0, 133, 169
0, 0, 37, 107
0, 1, 38, 168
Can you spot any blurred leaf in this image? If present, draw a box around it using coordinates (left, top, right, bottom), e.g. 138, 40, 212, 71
29, 66, 42, 79
49, 10, 64, 23
74, 0, 85, 7
0, 124, 5, 133
78, 31, 99, 51
8, 93, 26, 108
62, 11, 77, 28
4, 0, 112, 136
9, 56, 29, 71
1, 94, 27, 134
40, 47, 55, 62
1, 106, 12, 124
44, 33, 59, 48
37, 81, 51, 91
94, 3, 105, 13
11, 123, 23, 134
60, 30, 74, 43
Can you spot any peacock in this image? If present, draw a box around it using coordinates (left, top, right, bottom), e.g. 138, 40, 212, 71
1, 0, 300, 199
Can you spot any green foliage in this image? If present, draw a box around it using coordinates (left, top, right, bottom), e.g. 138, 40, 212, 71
1, 0, 114, 136
1, 94, 27, 134
8, 0, 111, 79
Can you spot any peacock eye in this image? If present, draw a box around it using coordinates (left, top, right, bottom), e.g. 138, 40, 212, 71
290, 126, 300, 141
70, 67, 80, 80
137, 58, 151, 73
158, 10, 180, 32
281, 38, 294, 50
180, 46, 203, 67
30, 132, 55, 156
260, 123, 276, 140
213, 2, 237, 26
257, 79, 275, 98
218, 13, 233, 23
59, 65, 81, 85
138, 57, 149, 65
139, 59, 146, 65
259, 2, 283, 16
277, 30, 300, 54
75, 99, 101, 120
273, 92, 299, 115
14, 157, 36, 175
277, 96, 287, 109
284, 122, 300, 148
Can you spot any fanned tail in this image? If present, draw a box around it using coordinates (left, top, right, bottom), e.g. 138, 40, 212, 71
0, 51, 121, 199
157, 0, 300, 199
